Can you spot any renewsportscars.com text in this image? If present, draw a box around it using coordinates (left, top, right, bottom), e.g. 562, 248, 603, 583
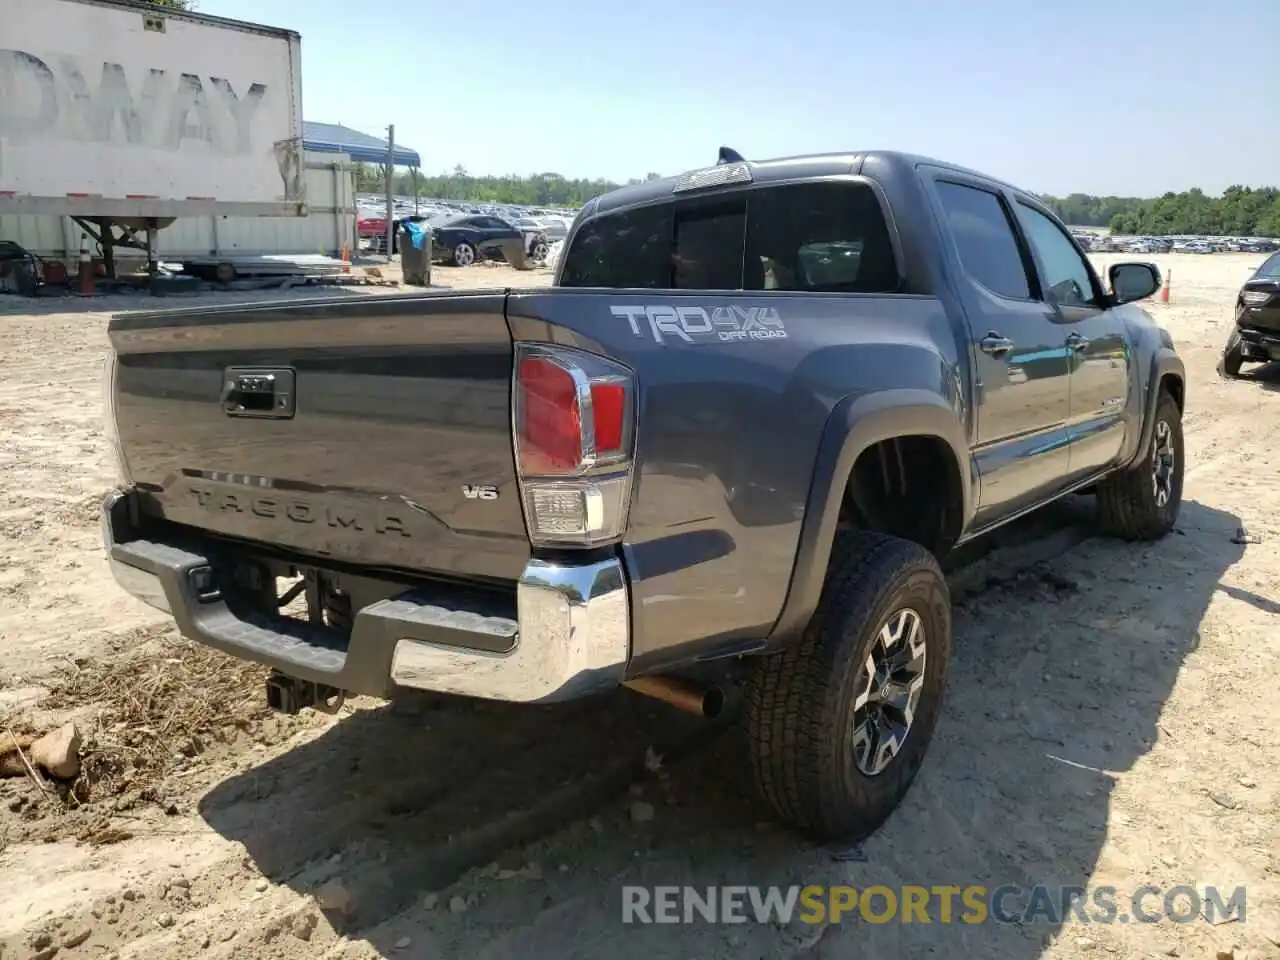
621, 884, 1247, 926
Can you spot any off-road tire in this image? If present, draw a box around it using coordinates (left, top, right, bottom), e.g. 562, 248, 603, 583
1096, 389, 1183, 540
1218, 329, 1244, 378
745, 531, 952, 842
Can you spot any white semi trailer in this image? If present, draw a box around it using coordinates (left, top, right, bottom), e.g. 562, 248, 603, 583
0, 0, 305, 274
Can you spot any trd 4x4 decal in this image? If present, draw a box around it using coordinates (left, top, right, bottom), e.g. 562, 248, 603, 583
611, 304, 787, 345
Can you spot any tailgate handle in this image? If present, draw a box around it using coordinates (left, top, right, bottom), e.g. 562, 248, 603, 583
222, 367, 296, 419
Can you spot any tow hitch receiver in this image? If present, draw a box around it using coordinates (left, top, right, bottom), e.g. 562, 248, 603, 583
265, 671, 346, 716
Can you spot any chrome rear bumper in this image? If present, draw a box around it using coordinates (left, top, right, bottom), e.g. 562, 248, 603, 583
102, 490, 630, 702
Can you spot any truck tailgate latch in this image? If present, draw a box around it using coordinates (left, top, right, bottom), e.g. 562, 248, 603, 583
221, 366, 296, 419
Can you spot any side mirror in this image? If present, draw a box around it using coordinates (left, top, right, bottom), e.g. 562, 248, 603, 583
1109, 262, 1162, 304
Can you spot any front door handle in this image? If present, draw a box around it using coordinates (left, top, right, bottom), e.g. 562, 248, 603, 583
1066, 332, 1091, 352
979, 333, 1014, 356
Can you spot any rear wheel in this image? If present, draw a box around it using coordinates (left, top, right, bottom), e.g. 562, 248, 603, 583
1096, 388, 1183, 540
745, 531, 952, 842
453, 242, 475, 267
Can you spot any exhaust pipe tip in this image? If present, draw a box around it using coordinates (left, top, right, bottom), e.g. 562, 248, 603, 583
623, 676, 725, 719
701, 684, 725, 719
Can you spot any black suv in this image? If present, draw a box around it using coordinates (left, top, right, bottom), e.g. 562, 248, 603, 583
1220, 250, 1280, 377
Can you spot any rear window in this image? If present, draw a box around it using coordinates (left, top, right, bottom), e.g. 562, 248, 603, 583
558, 182, 899, 292
673, 201, 745, 290
557, 203, 672, 288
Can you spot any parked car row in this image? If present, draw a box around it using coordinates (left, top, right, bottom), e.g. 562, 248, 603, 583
355, 195, 577, 267
356, 195, 575, 240
425, 212, 551, 267
1073, 232, 1276, 255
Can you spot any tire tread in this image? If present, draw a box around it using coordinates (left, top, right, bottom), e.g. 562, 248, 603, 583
746, 531, 950, 840
1096, 390, 1182, 541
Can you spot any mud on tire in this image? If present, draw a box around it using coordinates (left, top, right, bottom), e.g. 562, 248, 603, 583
1096, 388, 1183, 541
745, 531, 952, 842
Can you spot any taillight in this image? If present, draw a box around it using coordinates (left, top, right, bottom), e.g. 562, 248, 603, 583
513, 343, 635, 547
516, 355, 583, 473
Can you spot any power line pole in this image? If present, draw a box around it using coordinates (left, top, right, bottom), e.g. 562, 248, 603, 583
385, 124, 395, 261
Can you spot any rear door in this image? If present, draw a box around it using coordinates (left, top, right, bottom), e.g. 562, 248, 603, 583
1011, 197, 1133, 479
926, 173, 1072, 525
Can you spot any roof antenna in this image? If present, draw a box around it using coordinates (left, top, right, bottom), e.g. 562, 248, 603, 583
717, 146, 745, 165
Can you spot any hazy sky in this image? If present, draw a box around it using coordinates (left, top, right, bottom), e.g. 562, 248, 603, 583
200, 0, 1278, 197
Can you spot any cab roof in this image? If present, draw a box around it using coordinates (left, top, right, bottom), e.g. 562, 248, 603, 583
589, 149, 1025, 216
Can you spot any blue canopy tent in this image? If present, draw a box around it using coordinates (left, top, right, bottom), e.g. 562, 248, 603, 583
302, 121, 421, 167
303, 122, 422, 251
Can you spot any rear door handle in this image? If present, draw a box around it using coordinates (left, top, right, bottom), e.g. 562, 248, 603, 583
1066, 332, 1091, 352
979, 333, 1014, 356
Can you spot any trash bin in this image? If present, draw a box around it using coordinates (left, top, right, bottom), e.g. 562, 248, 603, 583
399, 221, 431, 286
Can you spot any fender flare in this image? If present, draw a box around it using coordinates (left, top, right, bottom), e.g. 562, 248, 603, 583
765, 389, 973, 645
1125, 348, 1185, 469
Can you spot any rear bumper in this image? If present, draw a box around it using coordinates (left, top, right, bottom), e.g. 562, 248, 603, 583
101, 491, 630, 703
1237, 321, 1280, 360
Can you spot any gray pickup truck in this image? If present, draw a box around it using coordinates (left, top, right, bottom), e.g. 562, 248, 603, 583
102, 149, 1185, 842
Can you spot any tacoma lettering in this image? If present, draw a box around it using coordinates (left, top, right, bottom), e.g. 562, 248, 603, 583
188, 489, 409, 538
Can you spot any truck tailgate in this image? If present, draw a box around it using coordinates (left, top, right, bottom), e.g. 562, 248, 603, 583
109, 292, 530, 583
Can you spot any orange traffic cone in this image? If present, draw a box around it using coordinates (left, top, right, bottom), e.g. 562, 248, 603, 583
340, 242, 351, 274
78, 236, 95, 296
1159, 268, 1171, 304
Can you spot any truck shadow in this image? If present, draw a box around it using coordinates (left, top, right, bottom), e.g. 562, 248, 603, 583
198, 496, 1244, 959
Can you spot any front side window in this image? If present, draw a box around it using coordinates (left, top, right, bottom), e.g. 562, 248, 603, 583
1015, 202, 1098, 307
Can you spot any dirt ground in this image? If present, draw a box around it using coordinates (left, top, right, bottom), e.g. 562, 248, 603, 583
0, 253, 1276, 960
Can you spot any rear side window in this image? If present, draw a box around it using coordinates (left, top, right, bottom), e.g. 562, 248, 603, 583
559, 182, 898, 292
935, 181, 1032, 300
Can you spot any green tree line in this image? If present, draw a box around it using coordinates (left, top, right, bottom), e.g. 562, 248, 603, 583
355, 164, 1280, 237
1040, 186, 1280, 237
353, 164, 658, 209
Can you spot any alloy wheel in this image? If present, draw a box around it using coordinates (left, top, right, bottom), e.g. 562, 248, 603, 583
851, 608, 928, 777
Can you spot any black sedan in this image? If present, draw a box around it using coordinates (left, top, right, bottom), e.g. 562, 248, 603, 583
428, 215, 548, 268
1220, 250, 1280, 377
